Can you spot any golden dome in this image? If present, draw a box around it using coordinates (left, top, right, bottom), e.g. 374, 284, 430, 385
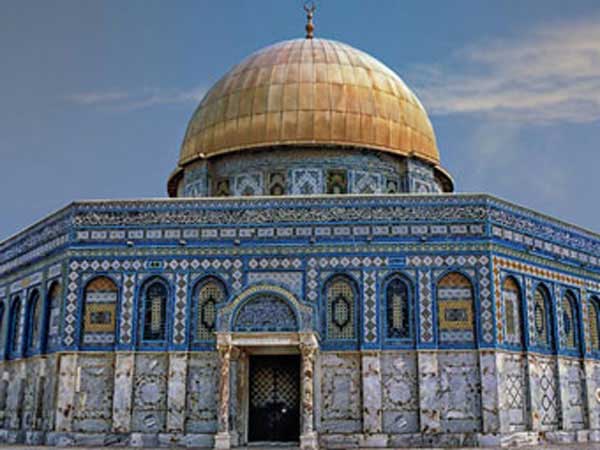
177, 38, 440, 168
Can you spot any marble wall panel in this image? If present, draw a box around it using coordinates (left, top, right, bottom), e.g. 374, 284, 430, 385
558, 357, 586, 430
131, 353, 168, 433
319, 353, 361, 433
72, 354, 114, 433
498, 352, 528, 431
584, 360, 600, 430
185, 353, 218, 433
381, 352, 419, 434
4, 361, 25, 430
437, 352, 482, 433
528, 354, 560, 430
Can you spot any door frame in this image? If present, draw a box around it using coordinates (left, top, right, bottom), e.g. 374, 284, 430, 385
215, 331, 319, 449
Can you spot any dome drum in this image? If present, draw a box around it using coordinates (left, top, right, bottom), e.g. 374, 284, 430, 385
169, 146, 452, 198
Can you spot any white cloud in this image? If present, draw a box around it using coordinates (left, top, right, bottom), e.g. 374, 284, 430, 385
410, 15, 600, 124
67, 86, 206, 111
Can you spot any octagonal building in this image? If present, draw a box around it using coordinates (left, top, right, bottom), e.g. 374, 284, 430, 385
0, 32, 600, 449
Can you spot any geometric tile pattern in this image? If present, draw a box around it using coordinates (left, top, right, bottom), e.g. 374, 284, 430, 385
119, 274, 135, 345
363, 270, 377, 343
63, 263, 81, 347
290, 169, 323, 195
351, 171, 382, 194
418, 269, 433, 343
247, 271, 303, 298
538, 358, 560, 428
305, 255, 388, 310
409, 255, 493, 343
173, 273, 188, 345
525, 277, 536, 347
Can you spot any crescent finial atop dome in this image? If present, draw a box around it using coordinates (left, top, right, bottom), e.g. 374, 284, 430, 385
304, 2, 316, 39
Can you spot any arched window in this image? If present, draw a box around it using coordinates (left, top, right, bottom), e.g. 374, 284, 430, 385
26, 289, 42, 354
590, 297, 600, 352
7, 296, 22, 358
193, 277, 225, 342
437, 272, 475, 346
561, 291, 580, 352
46, 282, 62, 350
503, 277, 524, 347
81, 277, 118, 348
385, 275, 411, 340
141, 279, 168, 343
325, 275, 356, 340
533, 285, 554, 350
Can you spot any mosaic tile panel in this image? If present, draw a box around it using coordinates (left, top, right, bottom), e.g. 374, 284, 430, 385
173, 273, 188, 345
363, 270, 377, 343
119, 274, 135, 345
418, 269, 433, 343
63, 264, 81, 347
247, 271, 303, 297
290, 168, 323, 195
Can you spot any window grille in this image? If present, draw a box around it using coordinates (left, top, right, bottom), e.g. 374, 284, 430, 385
326, 276, 355, 340
386, 277, 410, 339
143, 281, 167, 341
197, 281, 223, 340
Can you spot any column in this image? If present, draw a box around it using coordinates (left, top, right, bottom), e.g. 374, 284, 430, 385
166, 352, 188, 433
112, 353, 135, 433
299, 341, 318, 450
214, 343, 237, 450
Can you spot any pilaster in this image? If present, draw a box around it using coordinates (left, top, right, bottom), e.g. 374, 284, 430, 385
300, 337, 318, 450
166, 352, 188, 433
55, 354, 77, 432
479, 350, 501, 433
112, 352, 134, 433
417, 351, 440, 433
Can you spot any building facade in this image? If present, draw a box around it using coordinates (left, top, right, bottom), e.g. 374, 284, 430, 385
0, 37, 599, 449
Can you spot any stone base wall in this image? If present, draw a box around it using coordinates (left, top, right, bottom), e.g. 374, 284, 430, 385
0, 350, 598, 448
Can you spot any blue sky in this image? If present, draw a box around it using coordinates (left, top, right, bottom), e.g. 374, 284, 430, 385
1, 0, 600, 240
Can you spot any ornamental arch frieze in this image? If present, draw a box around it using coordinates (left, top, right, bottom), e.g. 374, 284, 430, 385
218, 284, 315, 333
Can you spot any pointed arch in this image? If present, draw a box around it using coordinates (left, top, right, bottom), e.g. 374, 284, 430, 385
561, 290, 581, 354
533, 283, 554, 350
7, 296, 22, 359
139, 277, 169, 345
590, 296, 600, 352
324, 274, 359, 342
503, 276, 524, 348
25, 289, 42, 355
81, 276, 118, 348
436, 272, 475, 346
46, 281, 63, 350
192, 276, 226, 342
383, 273, 413, 342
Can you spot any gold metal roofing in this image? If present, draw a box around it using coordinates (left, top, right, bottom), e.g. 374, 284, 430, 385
178, 38, 440, 167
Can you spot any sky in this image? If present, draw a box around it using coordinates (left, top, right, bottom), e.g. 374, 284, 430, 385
1, 0, 600, 240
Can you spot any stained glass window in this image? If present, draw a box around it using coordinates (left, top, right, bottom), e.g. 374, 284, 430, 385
143, 280, 168, 342
386, 277, 410, 339
534, 286, 552, 349
326, 276, 355, 340
590, 297, 600, 351
503, 277, 523, 347
46, 282, 62, 349
8, 296, 21, 357
26, 290, 41, 353
196, 279, 225, 341
326, 170, 348, 194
